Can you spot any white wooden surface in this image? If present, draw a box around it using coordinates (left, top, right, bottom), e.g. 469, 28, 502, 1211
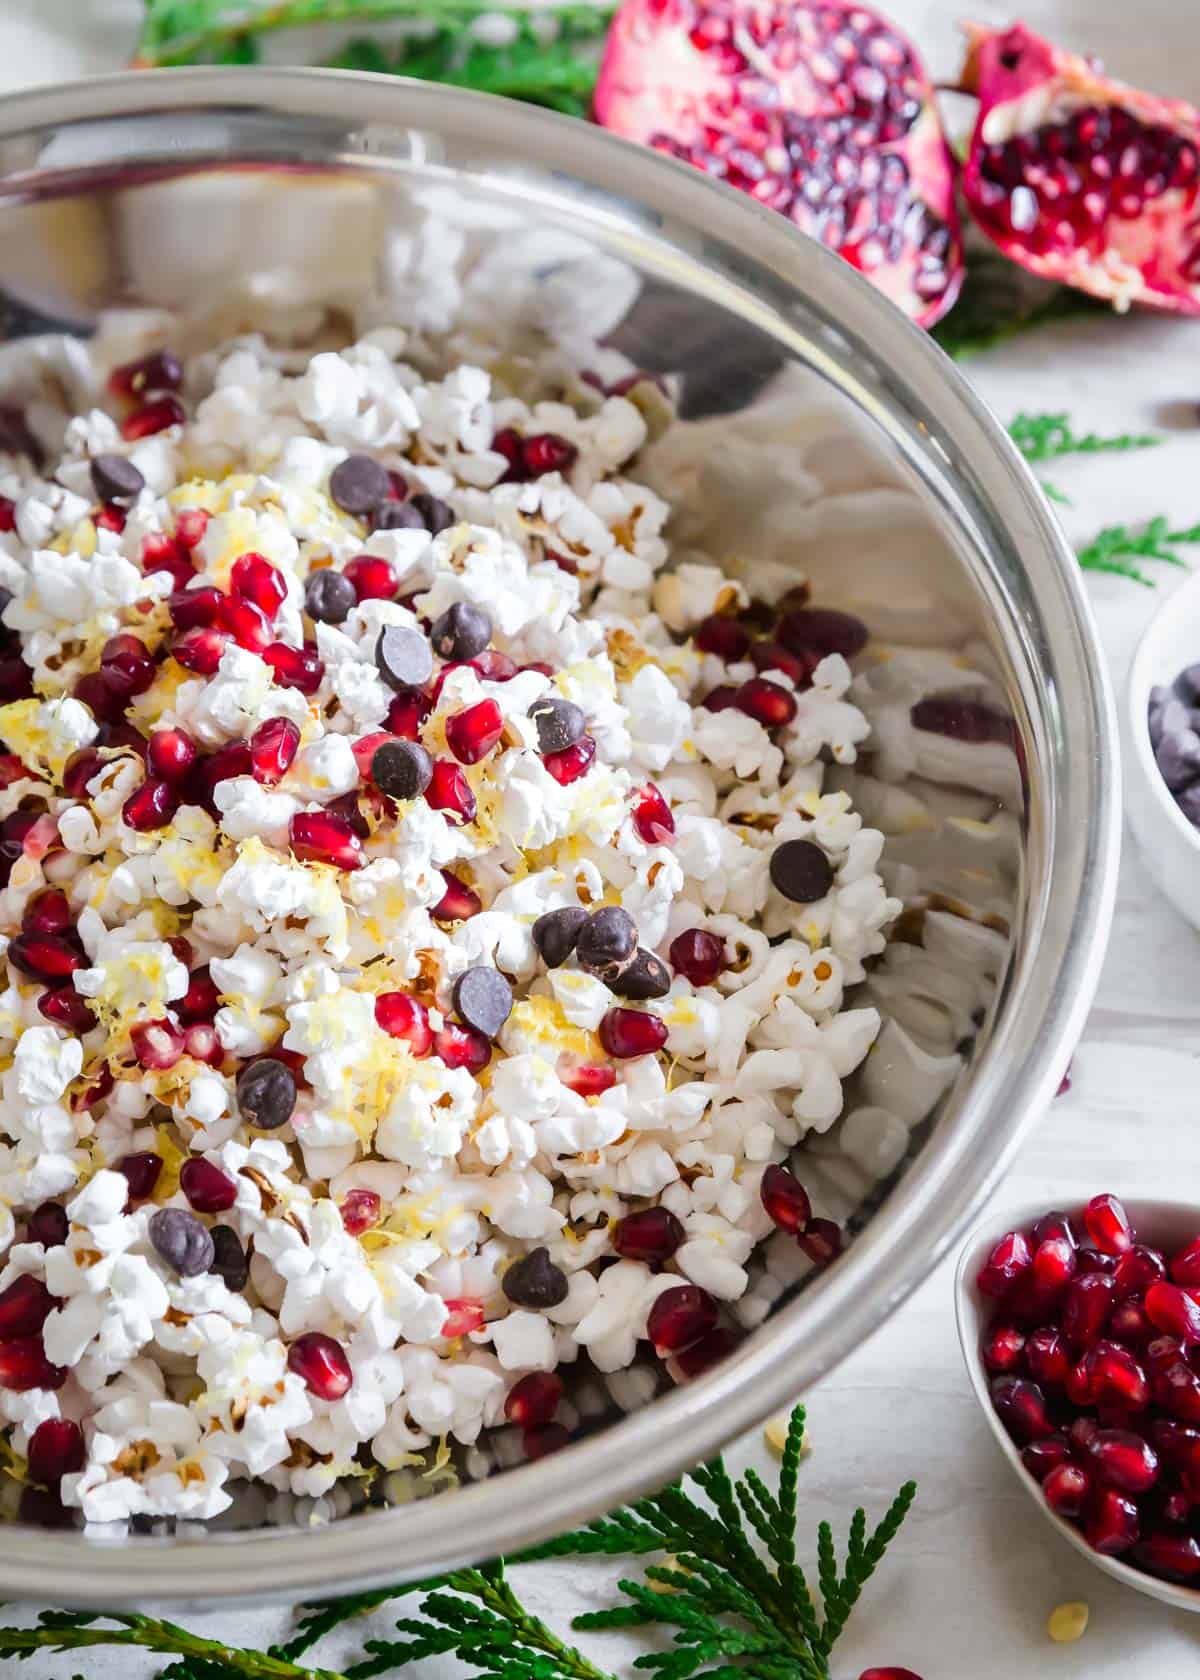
6, 2, 1200, 1672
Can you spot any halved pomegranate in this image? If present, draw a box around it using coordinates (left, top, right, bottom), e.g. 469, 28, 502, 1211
594, 0, 964, 325
961, 23, 1200, 314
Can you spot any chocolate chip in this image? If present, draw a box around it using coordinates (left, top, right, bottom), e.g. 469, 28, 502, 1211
371, 500, 425, 532
149, 1207, 215, 1277
769, 839, 834, 903
576, 906, 637, 980
305, 569, 357, 625
375, 625, 434, 691
610, 948, 671, 1000
453, 965, 513, 1039
90, 453, 145, 505
528, 697, 585, 755
236, 1056, 297, 1131
209, 1225, 249, 1293
330, 453, 390, 516
372, 739, 433, 800
430, 602, 491, 661
409, 493, 455, 535
532, 905, 588, 968
502, 1246, 569, 1309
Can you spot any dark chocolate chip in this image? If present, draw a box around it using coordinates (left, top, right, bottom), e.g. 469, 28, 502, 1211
149, 1207, 215, 1277
610, 948, 671, 1000
453, 966, 513, 1039
305, 569, 357, 625
209, 1225, 249, 1293
236, 1056, 297, 1131
502, 1246, 569, 1309
1157, 729, 1200, 791
769, 838, 834, 903
330, 453, 390, 516
532, 905, 588, 968
409, 493, 455, 535
528, 697, 585, 755
1176, 665, 1200, 705
372, 739, 433, 800
576, 906, 638, 979
371, 501, 425, 532
90, 453, 145, 505
376, 625, 434, 691
430, 602, 491, 661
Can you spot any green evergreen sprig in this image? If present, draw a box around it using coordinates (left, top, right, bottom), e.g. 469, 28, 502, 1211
1076, 517, 1200, 586
1007, 411, 1160, 467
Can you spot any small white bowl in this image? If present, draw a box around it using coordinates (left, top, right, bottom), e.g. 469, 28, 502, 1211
955, 1196, 1200, 1612
1126, 569, 1200, 928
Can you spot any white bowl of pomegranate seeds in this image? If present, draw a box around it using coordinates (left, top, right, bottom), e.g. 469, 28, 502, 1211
956, 1194, 1200, 1610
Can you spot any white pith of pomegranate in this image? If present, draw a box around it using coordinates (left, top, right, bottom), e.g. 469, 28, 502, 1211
593, 0, 964, 326
961, 23, 1200, 314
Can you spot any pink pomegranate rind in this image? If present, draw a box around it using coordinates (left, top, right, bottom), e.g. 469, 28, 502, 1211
593, 0, 964, 326
961, 22, 1200, 315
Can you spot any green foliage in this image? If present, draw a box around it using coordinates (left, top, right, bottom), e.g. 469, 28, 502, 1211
1007, 411, 1160, 466
0, 1407, 916, 1680
1077, 517, 1200, 586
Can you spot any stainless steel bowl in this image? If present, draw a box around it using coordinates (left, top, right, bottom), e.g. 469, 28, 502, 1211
0, 68, 1119, 1605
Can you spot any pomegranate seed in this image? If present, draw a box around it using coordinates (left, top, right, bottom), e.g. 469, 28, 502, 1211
99, 633, 156, 697
1065, 1355, 1095, 1407
669, 929, 726, 986
130, 1018, 184, 1070
121, 395, 185, 440
108, 348, 183, 399
1158, 1488, 1195, 1526
798, 1218, 844, 1265
0, 497, 14, 532
990, 1375, 1053, 1442
0, 755, 29, 790
471, 649, 518, 682
7, 933, 81, 982
1043, 1461, 1091, 1518
187, 741, 253, 815
249, 716, 300, 785
230, 551, 286, 616
38, 985, 97, 1033
599, 1007, 668, 1059
1024, 1326, 1070, 1387
759, 1163, 811, 1233
222, 597, 271, 653
375, 991, 433, 1055
524, 1423, 571, 1460
426, 759, 477, 824
1033, 1211, 1078, 1248
173, 627, 230, 674
433, 1022, 491, 1075
612, 1206, 684, 1262
736, 676, 797, 728
492, 427, 524, 477
26, 1417, 84, 1485
1084, 1426, 1159, 1494
26, 1203, 67, 1248
287, 1331, 352, 1400
647, 1284, 719, 1353
289, 811, 364, 871
169, 585, 224, 630
180, 1157, 237, 1213
22, 890, 71, 936
0, 1275, 54, 1338
521, 433, 578, 477
981, 1324, 1026, 1374
117, 1151, 162, 1203
504, 1371, 563, 1427
445, 699, 504, 765
748, 641, 813, 686
1156, 1359, 1200, 1424
431, 868, 482, 922
94, 505, 125, 534
1084, 1193, 1134, 1256
1114, 1244, 1167, 1299
441, 1298, 486, 1337
694, 615, 751, 661
1062, 1271, 1116, 1347
264, 641, 324, 694
0, 1338, 66, 1392
778, 608, 869, 660
174, 967, 218, 1026
175, 509, 209, 550
122, 777, 179, 832
1172, 1236, 1200, 1289
71, 1066, 113, 1114
673, 1327, 740, 1379
184, 1022, 223, 1065
344, 554, 398, 601
1077, 1247, 1117, 1275
142, 532, 190, 587
1030, 1236, 1076, 1297
542, 736, 597, 786
1136, 1529, 1200, 1580
1088, 1340, 1150, 1411
1109, 1298, 1154, 1346
340, 1189, 382, 1236
146, 727, 197, 783
559, 1062, 617, 1097
386, 692, 431, 738
1146, 1280, 1200, 1343
976, 1230, 1033, 1300
701, 685, 740, 712
351, 730, 394, 779
631, 783, 675, 845
1021, 1434, 1072, 1482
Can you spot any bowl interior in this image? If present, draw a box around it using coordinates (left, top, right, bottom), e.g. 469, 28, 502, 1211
0, 70, 1119, 1602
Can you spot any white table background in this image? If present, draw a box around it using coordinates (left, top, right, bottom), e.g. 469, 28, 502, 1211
5, 1, 1200, 1673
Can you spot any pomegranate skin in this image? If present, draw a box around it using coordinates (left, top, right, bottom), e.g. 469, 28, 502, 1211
960, 22, 1200, 316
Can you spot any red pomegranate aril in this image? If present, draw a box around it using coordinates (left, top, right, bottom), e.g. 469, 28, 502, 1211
673, 1327, 740, 1379
146, 727, 197, 783
778, 608, 870, 660
289, 811, 364, 871
26, 1417, 84, 1485
142, 533, 191, 587
749, 641, 813, 686
115, 1153, 162, 1208
38, 985, 97, 1033
0, 1275, 54, 1338
1149, 1417, 1200, 1466
428, 661, 467, 705
94, 505, 126, 535
599, 1007, 668, 1059
976, 1230, 1033, 1300
1023, 1326, 1070, 1387
735, 676, 797, 728
446, 699, 504, 765
1084, 1427, 1159, 1494
264, 640, 324, 694
522, 433, 578, 478
344, 554, 398, 602
981, 1324, 1026, 1374
990, 1375, 1054, 1443
173, 627, 230, 675
1172, 1236, 1200, 1289
0, 1338, 67, 1392
1065, 1356, 1094, 1408
426, 759, 477, 824
433, 1022, 491, 1075
249, 716, 301, 786
1109, 1297, 1154, 1347
524, 1422, 571, 1460
471, 649, 518, 682
669, 928, 726, 986
505, 1371, 564, 1428
1061, 1271, 1116, 1348
351, 730, 394, 779
222, 597, 272, 653
632, 783, 675, 845
108, 348, 183, 399
1158, 1488, 1195, 1526
386, 691, 431, 738
798, 1218, 844, 1265
99, 632, 156, 698
1076, 1247, 1117, 1276
22, 889, 71, 936
7, 933, 81, 982
340, 1188, 382, 1236
1136, 1529, 1200, 1580
1084, 1193, 1134, 1257
1043, 1462, 1091, 1518
1157, 1359, 1200, 1425
130, 1018, 184, 1071
175, 508, 209, 550
559, 1062, 618, 1098
1089, 1340, 1150, 1411
647, 1284, 719, 1353
180, 1158, 237, 1213
0, 754, 29, 790
121, 395, 185, 440
123, 777, 179, 832
695, 614, 751, 661
759, 1163, 811, 1234
230, 551, 287, 616
186, 740, 253, 812
178, 966, 220, 1023
612, 1206, 685, 1263
287, 1331, 353, 1400
25, 1203, 67, 1249
184, 1022, 223, 1066
1113, 1244, 1167, 1299
1031, 1235, 1077, 1295
702, 685, 741, 712
0, 496, 15, 532
1145, 1280, 1200, 1343
374, 991, 433, 1056
441, 1298, 486, 1338
431, 868, 482, 923
169, 585, 224, 631
1021, 1434, 1072, 1482
1032, 1210, 1078, 1248
542, 735, 597, 786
